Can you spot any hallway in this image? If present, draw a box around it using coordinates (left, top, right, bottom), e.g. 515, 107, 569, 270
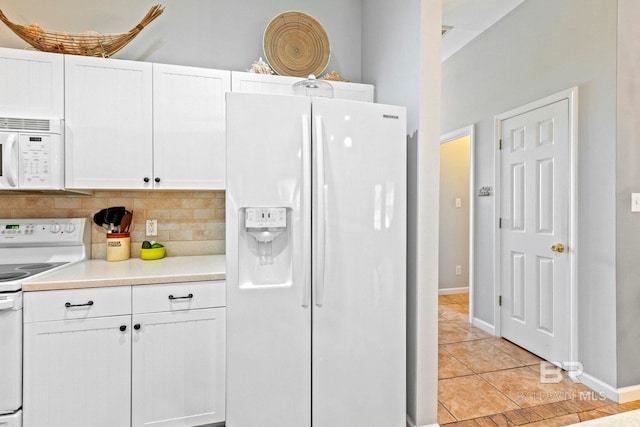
437, 293, 640, 426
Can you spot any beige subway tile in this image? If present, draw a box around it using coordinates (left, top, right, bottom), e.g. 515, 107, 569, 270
168, 230, 194, 241
25, 197, 54, 208
54, 197, 83, 209
169, 209, 194, 220
81, 198, 110, 209
192, 191, 219, 199
196, 226, 225, 241
91, 243, 106, 260
0, 196, 26, 208
93, 191, 124, 199
106, 198, 134, 209
156, 231, 170, 241
143, 209, 172, 220
136, 197, 183, 210
213, 208, 225, 220
182, 198, 216, 209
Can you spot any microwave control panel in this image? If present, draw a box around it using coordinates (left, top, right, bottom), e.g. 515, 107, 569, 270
21, 135, 52, 185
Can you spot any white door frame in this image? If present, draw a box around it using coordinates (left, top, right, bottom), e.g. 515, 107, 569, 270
440, 125, 475, 323
493, 87, 579, 364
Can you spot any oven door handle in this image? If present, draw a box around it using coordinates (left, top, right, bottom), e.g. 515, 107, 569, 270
0, 298, 16, 311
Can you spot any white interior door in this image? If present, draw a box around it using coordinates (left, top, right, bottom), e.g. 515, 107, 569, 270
499, 97, 572, 364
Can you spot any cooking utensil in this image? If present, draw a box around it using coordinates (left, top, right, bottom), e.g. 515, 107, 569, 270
93, 209, 111, 232
119, 211, 133, 233
104, 207, 126, 231
93, 206, 127, 233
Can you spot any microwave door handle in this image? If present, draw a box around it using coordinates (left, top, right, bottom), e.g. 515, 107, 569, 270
4, 134, 18, 187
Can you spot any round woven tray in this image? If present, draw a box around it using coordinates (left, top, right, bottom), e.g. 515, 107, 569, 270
263, 11, 330, 77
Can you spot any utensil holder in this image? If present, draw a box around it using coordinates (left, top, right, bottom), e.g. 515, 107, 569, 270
106, 232, 130, 261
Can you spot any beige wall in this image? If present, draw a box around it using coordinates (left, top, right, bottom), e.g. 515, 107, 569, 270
438, 136, 470, 291
0, 190, 225, 259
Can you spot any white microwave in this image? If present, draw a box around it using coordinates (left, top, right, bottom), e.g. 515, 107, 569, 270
0, 118, 64, 190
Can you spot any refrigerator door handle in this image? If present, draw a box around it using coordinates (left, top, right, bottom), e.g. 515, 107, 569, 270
301, 114, 311, 308
315, 115, 326, 307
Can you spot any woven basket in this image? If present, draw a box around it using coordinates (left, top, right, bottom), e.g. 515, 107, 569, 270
0, 5, 164, 58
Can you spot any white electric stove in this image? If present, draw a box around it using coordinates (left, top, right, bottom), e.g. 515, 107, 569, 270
0, 218, 90, 427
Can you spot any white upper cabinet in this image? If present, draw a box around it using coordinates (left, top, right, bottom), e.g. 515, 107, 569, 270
231, 71, 375, 102
0, 47, 64, 119
152, 63, 229, 189
65, 55, 230, 190
64, 55, 153, 189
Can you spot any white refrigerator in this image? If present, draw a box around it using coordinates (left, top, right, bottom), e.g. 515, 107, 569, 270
225, 92, 406, 427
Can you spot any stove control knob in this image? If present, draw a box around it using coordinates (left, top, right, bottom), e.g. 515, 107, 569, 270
50, 224, 61, 233
64, 223, 76, 233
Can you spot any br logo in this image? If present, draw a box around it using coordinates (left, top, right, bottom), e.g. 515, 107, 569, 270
539, 361, 583, 384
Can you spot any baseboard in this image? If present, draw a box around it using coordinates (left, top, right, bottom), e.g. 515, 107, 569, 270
579, 372, 620, 402
438, 286, 469, 295
618, 384, 640, 403
406, 414, 440, 427
472, 317, 496, 335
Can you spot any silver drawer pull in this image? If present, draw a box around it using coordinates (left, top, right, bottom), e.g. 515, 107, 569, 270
65, 300, 94, 308
168, 293, 193, 301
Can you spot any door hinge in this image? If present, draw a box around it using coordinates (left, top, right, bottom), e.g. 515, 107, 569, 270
499, 139, 502, 150
499, 218, 502, 228
499, 295, 502, 306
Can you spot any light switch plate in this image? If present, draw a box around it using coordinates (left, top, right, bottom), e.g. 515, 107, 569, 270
632, 193, 640, 212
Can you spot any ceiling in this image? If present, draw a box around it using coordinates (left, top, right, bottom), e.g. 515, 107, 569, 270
442, 0, 526, 61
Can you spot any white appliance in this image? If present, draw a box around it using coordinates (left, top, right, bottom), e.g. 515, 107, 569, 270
226, 93, 407, 427
0, 118, 64, 190
0, 218, 90, 427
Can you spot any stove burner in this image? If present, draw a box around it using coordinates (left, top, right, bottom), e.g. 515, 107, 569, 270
0, 262, 68, 283
17, 263, 54, 270
0, 272, 29, 281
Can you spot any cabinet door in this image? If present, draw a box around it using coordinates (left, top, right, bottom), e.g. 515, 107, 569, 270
0, 47, 64, 118
153, 64, 230, 189
65, 55, 153, 189
23, 316, 132, 427
231, 71, 374, 102
131, 308, 225, 427
231, 71, 298, 96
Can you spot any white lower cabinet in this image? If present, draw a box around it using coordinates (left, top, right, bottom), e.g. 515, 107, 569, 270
23, 282, 225, 427
131, 283, 226, 426
23, 315, 132, 427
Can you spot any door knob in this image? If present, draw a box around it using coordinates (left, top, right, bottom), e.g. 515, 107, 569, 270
551, 243, 565, 253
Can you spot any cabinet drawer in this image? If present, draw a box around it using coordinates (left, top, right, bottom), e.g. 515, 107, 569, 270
132, 281, 225, 314
24, 286, 132, 323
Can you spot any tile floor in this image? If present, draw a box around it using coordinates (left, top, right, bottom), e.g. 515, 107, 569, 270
437, 293, 640, 426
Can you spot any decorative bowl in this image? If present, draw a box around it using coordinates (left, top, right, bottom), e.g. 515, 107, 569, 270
140, 247, 165, 260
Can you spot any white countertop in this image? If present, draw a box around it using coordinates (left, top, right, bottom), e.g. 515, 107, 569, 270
22, 255, 226, 292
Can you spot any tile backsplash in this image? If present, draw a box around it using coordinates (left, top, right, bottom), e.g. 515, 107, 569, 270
0, 190, 225, 259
